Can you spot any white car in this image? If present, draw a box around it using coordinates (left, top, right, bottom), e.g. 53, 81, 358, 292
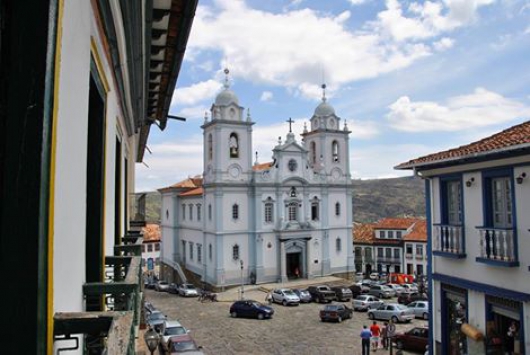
401, 283, 419, 293
177, 283, 199, 297
407, 300, 429, 320
352, 295, 384, 311
386, 283, 405, 295
159, 320, 189, 353
368, 303, 415, 323
272, 288, 300, 306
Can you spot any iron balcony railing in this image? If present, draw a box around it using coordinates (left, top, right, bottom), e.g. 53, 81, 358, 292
477, 227, 517, 264
433, 224, 465, 256
53, 234, 144, 354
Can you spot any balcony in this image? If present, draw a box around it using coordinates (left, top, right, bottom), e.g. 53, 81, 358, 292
377, 257, 400, 264
405, 253, 412, 259
415, 254, 424, 260
433, 224, 466, 258
476, 227, 519, 267
53, 234, 144, 354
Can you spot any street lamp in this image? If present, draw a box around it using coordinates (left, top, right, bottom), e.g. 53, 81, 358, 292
240, 259, 244, 300
144, 326, 160, 355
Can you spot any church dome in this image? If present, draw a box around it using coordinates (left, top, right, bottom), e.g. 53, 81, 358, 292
314, 100, 335, 116
215, 88, 239, 106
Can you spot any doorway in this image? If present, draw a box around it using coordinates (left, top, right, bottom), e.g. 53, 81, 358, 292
287, 252, 301, 279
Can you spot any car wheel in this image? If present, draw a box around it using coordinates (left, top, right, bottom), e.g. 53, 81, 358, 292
257, 313, 265, 320
282, 300, 287, 306
423, 312, 428, 320
231, 311, 238, 318
368, 313, 375, 320
391, 316, 399, 323
337, 316, 342, 323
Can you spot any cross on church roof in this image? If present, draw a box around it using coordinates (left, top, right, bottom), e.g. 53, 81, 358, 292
286, 117, 294, 133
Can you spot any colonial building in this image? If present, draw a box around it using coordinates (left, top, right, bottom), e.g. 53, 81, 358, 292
353, 218, 427, 277
0, 0, 197, 353
142, 223, 162, 277
396, 121, 530, 355
160, 78, 355, 288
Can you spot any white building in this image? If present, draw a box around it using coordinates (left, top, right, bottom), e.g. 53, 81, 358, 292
1, 0, 197, 353
160, 78, 355, 287
142, 223, 162, 277
397, 121, 530, 355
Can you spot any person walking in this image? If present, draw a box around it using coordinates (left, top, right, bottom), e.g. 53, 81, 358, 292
370, 321, 381, 351
360, 325, 372, 355
381, 322, 389, 350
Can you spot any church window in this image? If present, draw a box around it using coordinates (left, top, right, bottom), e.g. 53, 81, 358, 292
208, 134, 213, 161
265, 201, 274, 223
189, 242, 194, 260
229, 133, 239, 158
232, 244, 240, 261
197, 244, 202, 263
209, 244, 213, 260
336, 237, 342, 252
182, 205, 186, 220
189, 204, 193, 220
288, 202, 298, 221
332, 141, 339, 162
335, 202, 341, 216
208, 204, 212, 221
311, 198, 319, 221
289, 187, 297, 197
310, 142, 316, 165
197, 204, 202, 221
232, 204, 239, 220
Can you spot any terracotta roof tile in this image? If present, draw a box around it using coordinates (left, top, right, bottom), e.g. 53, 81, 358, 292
373, 218, 419, 230
403, 220, 427, 242
142, 223, 160, 242
253, 162, 273, 171
179, 187, 203, 197
396, 120, 530, 169
353, 223, 375, 244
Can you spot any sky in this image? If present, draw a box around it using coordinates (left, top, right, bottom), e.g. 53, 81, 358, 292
136, 0, 530, 192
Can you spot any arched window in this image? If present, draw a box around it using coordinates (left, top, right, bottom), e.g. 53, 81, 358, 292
208, 134, 213, 160
232, 203, 239, 220
336, 237, 342, 252
311, 197, 319, 221
288, 202, 298, 221
232, 244, 240, 260
335, 202, 341, 216
310, 141, 316, 165
332, 140, 339, 162
229, 132, 239, 158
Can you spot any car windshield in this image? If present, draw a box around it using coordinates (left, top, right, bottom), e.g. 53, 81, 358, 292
356, 296, 367, 300
283, 290, 295, 295
165, 327, 186, 336
324, 305, 339, 311
183, 284, 196, 290
159, 281, 168, 285
395, 304, 408, 310
250, 301, 264, 307
150, 313, 165, 320
170, 340, 198, 352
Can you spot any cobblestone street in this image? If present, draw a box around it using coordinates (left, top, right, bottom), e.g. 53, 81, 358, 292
145, 287, 427, 355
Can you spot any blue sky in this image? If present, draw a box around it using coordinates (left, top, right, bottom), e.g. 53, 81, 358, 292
136, 0, 530, 192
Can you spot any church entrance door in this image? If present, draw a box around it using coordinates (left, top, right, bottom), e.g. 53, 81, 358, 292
287, 252, 301, 279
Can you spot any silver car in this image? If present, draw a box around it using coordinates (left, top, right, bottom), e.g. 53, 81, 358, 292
368, 303, 415, 323
352, 295, 384, 311
178, 283, 199, 297
386, 283, 405, 295
155, 281, 170, 292
272, 288, 300, 306
160, 320, 189, 353
293, 289, 312, 303
368, 285, 395, 298
407, 300, 429, 320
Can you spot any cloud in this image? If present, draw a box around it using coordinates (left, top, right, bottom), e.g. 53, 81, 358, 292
348, 0, 368, 5
386, 87, 530, 132
433, 37, 455, 51
260, 91, 273, 101
171, 79, 222, 106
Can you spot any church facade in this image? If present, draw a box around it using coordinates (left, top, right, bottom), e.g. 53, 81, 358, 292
160, 74, 355, 287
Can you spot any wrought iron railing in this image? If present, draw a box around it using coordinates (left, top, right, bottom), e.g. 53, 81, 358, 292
477, 227, 516, 263
433, 224, 465, 255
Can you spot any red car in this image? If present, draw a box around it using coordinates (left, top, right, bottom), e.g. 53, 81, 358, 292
393, 327, 429, 352
165, 334, 204, 354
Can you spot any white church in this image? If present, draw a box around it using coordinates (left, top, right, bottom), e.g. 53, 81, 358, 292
159, 71, 355, 288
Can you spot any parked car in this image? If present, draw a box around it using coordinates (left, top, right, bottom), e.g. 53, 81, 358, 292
368, 284, 395, 299
168, 283, 180, 294
319, 303, 353, 323
385, 283, 405, 295
271, 288, 300, 306
401, 283, 419, 293
155, 281, 171, 292
144, 301, 157, 315
407, 301, 429, 320
352, 295, 384, 311
393, 327, 429, 352
307, 285, 336, 303
147, 310, 167, 332
331, 286, 353, 302
229, 300, 274, 320
369, 272, 380, 280
159, 320, 189, 354
348, 284, 363, 298
398, 292, 428, 305
368, 303, 415, 323
293, 289, 312, 303
177, 283, 199, 297
354, 272, 364, 281
166, 334, 204, 354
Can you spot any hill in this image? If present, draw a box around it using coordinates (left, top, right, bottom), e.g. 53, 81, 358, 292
138, 176, 426, 224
